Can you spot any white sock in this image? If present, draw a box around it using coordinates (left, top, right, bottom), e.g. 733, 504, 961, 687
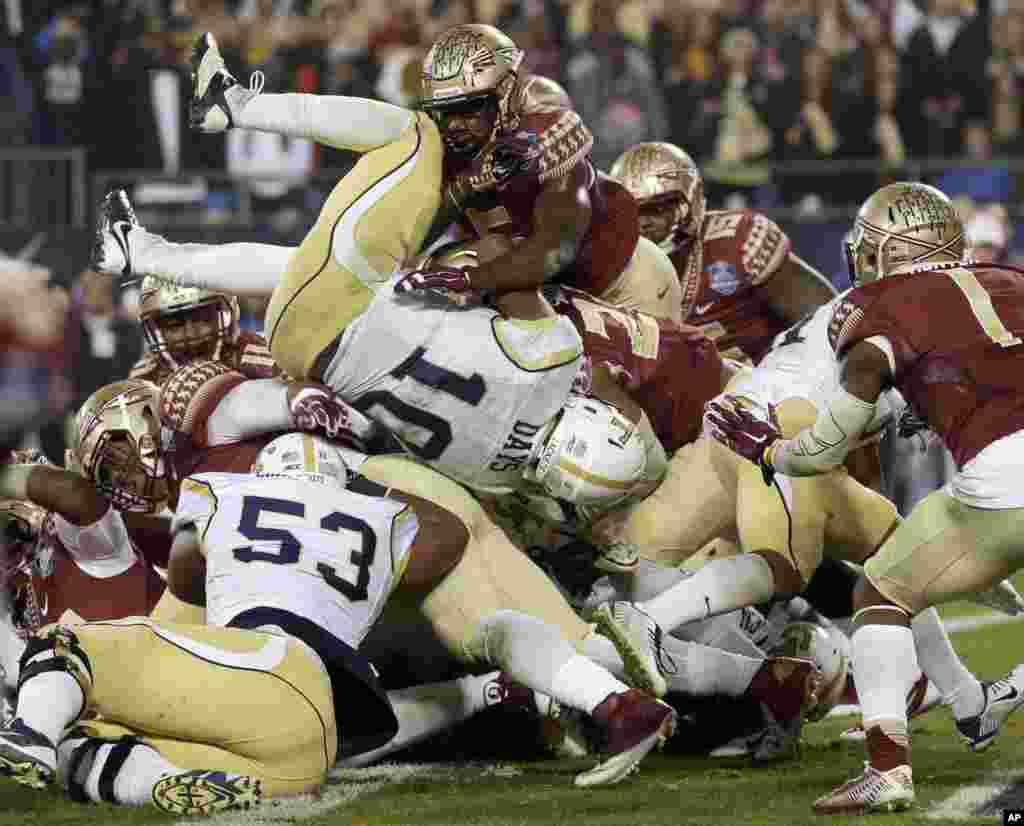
77, 741, 182, 806
235, 92, 414, 153
852, 623, 917, 730
659, 635, 763, 697
640, 554, 776, 633
550, 654, 629, 714
610, 559, 691, 603
16, 672, 83, 745
135, 236, 293, 297
911, 607, 983, 719
338, 673, 503, 768
476, 611, 627, 715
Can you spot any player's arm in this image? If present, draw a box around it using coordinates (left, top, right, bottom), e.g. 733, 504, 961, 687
0, 463, 108, 526
766, 339, 892, 476
756, 253, 838, 324
463, 174, 592, 293
167, 525, 206, 607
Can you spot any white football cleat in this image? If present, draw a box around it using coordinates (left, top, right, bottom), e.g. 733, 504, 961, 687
0, 717, 57, 790
189, 33, 262, 133
593, 601, 669, 698
813, 763, 914, 815
90, 189, 149, 277
956, 664, 1024, 752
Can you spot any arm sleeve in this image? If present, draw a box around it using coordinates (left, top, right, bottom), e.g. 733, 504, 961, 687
53, 509, 136, 577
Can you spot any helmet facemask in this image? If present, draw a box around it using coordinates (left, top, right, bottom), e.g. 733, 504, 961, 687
92, 433, 168, 514
138, 277, 239, 371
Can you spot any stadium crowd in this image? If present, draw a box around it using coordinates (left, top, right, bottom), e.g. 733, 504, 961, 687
2, 0, 1020, 209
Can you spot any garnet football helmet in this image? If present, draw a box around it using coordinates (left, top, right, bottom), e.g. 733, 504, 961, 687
420, 24, 524, 153
845, 182, 965, 286
138, 276, 240, 369
71, 379, 168, 514
252, 432, 348, 490
610, 142, 706, 254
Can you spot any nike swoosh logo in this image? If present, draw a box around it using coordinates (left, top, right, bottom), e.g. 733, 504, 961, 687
113, 221, 132, 276
747, 433, 767, 444
695, 302, 714, 315
656, 285, 670, 299
991, 685, 1019, 704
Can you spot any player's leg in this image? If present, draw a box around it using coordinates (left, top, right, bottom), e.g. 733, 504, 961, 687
815, 490, 1024, 814
598, 237, 683, 323
0, 619, 334, 810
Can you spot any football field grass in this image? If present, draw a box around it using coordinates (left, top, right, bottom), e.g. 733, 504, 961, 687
0, 606, 1020, 826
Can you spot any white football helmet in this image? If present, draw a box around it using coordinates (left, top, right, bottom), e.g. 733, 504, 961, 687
252, 433, 349, 490
525, 395, 648, 509
771, 621, 850, 721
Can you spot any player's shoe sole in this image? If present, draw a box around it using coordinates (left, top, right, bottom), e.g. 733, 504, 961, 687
0, 719, 56, 790
152, 770, 261, 816
574, 700, 676, 787
593, 602, 668, 699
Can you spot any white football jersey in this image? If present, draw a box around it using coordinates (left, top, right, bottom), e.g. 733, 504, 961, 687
320, 289, 583, 494
726, 290, 901, 435
173, 472, 418, 649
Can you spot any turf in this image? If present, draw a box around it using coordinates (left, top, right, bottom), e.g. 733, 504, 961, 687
0, 614, 1019, 825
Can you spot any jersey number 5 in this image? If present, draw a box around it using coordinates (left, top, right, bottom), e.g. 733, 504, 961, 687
948, 269, 1022, 348
233, 496, 375, 602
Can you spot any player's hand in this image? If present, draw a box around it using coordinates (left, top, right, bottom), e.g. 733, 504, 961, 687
703, 395, 782, 484
447, 130, 541, 208
289, 387, 369, 451
394, 267, 472, 295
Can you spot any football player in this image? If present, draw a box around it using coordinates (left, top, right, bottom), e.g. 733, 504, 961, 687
707, 182, 1024, 814
399, 25, 682, 322
0, 384, 169, 641
130, 277, 277, 386
609, 142, 838, 364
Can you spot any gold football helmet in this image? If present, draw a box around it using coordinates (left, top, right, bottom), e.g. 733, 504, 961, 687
845, 182, 965, 286
138, 276, 239, 369
0, 498, 47, 576
610, 142, 706, 254
71, 379, 168, 513
420, 24, 524, 152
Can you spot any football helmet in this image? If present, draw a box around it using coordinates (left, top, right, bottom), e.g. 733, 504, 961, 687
420, 24, 524, 154
0, 499, 46, 579
771, 621, 850, 721
71, 380, 168, 514
252, 432, 349, 490
610, 142, 706, 254
845, 182, 965, 286
525, 395, 648, 509
138, 276, 240, 369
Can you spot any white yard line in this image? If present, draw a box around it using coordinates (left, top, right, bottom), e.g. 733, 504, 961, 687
926, 771, 1024, 821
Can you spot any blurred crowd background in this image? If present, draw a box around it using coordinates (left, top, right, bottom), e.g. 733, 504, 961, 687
1, 0, 1022, 460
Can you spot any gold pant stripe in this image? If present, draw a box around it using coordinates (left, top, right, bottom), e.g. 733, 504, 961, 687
267, 120, 425, 354
86, 620, 333, 772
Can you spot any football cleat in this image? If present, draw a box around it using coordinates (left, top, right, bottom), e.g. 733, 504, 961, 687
151, 769, 261, 816
955, 664, 1024, 752
971, 579, 1024, 616
0, 717, 57, 790
593, 602, 669, 699
574, 689, 676, 787
189, 33, 262, 133
812, 763, 914, 815
91, 189, 142, 277
593, 541, 639, 573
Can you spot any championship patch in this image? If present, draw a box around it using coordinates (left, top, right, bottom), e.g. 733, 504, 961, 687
707, 261, 741, 296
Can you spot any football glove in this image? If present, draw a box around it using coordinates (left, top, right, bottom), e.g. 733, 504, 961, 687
394, 266, 473, 295
446, 130, 541, 210
289, 387, 371, 452
703, 396, 782, 485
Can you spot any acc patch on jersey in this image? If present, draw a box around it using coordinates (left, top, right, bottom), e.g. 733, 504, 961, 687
707, 261, 741, 296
